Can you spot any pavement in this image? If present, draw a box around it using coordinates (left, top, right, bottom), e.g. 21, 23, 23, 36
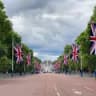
0, 73, 96, 96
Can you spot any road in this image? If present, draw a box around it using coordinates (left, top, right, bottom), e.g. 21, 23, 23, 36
0, 73, 96, 96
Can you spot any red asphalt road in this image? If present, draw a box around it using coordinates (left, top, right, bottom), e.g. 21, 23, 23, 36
0, 73, 96, 96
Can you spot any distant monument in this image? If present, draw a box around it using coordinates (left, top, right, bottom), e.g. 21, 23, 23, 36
41, 60, 53, 73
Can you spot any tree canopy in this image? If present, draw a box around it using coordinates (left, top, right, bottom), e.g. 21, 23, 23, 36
0, 1, 41, 73
55, 7, 96, 73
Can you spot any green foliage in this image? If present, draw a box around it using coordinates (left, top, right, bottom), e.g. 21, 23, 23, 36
82, 55, 96, 72
75, 7, 96, 72
56, 7, 96, 72
0, 42, 8, 57
76, 31, 90, 54
33, 57, 42, 64
0, 1, 40, 73
64, 45, 72, 55
0, 56, 11, 72
0, 0, 4, 10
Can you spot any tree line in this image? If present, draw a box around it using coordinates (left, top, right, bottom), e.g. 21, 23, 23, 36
0, 1, 41, 73
54, 7, 96, 73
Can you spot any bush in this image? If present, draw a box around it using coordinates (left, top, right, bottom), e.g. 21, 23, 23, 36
0, 56, 11, 73
82, 54, 96, 72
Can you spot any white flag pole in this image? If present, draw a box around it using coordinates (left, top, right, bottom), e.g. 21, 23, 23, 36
12, 36, 14, 73
81, 55, 82, 70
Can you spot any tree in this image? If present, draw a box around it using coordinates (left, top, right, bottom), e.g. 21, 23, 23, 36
0, 0, 36, 73
64, 45, 72, 55
76, 7, 96, 72
0, 56, 11, 73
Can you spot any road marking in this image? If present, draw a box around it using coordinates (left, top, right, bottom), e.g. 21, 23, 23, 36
56, 92, 61, 96
72, 89, 82, 95
54, 87, 57, 91
54, 85, 61, 96
84, 86, 93, 92
72, 89, 76, 91
74, 91, 82, 95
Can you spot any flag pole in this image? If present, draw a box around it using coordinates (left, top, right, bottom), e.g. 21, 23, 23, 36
81, 55, 82, 70
80, 55, 83, 77
12, 35, 14, 74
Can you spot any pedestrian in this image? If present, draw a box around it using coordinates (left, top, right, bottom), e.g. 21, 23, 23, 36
94, 69, 96, 79
80, 69, 83, 77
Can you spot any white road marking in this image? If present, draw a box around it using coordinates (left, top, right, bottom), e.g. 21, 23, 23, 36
72, 89, 82, 95
72, 89, 76, 91
54, 86, 57, 91
56, 92, 61, 96
84, 86, 93, 92
54, 85, 61, 96
74, 91, 82, 95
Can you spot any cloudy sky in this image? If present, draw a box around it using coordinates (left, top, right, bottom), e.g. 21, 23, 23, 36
3, 0, 96, 61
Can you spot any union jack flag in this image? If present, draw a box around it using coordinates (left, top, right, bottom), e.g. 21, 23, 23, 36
54, 61, 60, 70
64, 55, 68, 65
26, 53, 31, 65
34, 61, 41, 70
90, 22, 96, 55
72, 44, 79, 62
14, 44, 23, 64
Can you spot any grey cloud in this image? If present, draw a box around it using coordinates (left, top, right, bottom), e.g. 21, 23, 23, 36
3, 0, 96, 60
3, 0, 50, 16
